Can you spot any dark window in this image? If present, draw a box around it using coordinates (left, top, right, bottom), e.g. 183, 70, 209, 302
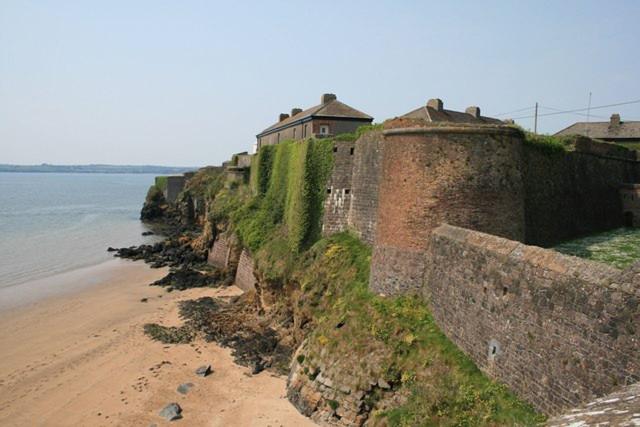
327, 188, 332, 194
333, 146, 338, 153
344, 189, 350, 195
293, 128, 296, 138
350, 147, 355, 155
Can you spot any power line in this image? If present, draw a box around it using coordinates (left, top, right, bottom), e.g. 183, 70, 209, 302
493, 105, 536, 116
539, 105, 608, 120
510, 98, 640, 120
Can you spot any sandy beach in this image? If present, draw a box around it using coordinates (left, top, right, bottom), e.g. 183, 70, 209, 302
0, 259, 315, 427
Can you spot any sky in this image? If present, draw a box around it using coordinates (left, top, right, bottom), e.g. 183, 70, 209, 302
1, 1, 639, 167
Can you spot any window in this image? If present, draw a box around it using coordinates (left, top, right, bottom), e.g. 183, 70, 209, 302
344, 189, 350, 195
277, 133, 280, 143
293, 128, 296, 138
327, 188, 332, 194
333, 146, 338, 153
350, 147, 355, 155
319, 125, 330, 135
303, 124, 308, 138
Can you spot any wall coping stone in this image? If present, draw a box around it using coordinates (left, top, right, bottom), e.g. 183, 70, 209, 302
432, 223, 622, 285
383, 125, 522, 137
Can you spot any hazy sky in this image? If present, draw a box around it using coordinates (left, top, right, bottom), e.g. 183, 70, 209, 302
1, 1, 639, 166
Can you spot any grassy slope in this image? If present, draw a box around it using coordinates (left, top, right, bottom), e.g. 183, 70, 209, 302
294, 233, 543, 426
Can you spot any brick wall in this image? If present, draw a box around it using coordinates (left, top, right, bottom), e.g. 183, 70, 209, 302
370, 126, 525, 295
347, 131, 383, 245
234, 249, 257, 292
322, 140, 356, 236
523, 137, 640, 247
426, 224, 640, 415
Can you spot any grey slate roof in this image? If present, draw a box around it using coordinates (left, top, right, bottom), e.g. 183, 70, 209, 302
555, 120, 640, 140
401, 105, 503, 125
258, 99, 373, 136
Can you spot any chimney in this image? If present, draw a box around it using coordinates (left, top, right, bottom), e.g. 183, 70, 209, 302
427, 98, 443, 111
291, 108, 302, 116
321, 93, 337, 104
610, 113, 621, 126
279, 113, 290, 122
465, 106, 481, 118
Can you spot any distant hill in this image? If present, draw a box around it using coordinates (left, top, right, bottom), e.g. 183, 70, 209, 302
0, 164, 197, 174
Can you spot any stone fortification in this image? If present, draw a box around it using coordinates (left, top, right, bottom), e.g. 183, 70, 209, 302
426, 224, 640, 414
524, 136, 640, 246
234, 249, 257, 292
370, 124, 526, 296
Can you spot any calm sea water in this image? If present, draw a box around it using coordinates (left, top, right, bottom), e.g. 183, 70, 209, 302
0, 173, 158, 289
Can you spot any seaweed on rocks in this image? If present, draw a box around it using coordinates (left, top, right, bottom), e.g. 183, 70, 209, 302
150, 268, 223, 291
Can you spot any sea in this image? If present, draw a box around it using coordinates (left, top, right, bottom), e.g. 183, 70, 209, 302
0, 173, 159, 293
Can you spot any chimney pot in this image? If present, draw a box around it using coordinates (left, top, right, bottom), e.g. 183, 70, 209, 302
427, 98, 443, 111
321, 93, 337, 104
279, 113, 290, 122
465, 106, 481, 118
610, 113, 621, 126
291, 108, 302, 116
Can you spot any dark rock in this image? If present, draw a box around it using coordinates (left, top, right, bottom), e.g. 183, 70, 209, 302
251, 360, 265, 375
195, 365, 211, 377
107, 247, 117, 252
158, 403, 182, 421
177, 383, 194, 395
142, 231, 155, 236
140, 298, 148, 303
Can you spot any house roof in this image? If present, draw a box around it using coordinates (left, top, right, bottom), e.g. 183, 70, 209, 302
554, 120, 640, 140
401, 104, 503, 125
257, 98, 373, 137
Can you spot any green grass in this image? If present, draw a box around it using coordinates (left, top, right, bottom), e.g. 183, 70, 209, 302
292, 233, 543, 426
554, 227, 640, 269
155, 176, 168, 191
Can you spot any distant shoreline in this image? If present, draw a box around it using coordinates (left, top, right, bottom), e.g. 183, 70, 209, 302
0, 164, 197, 174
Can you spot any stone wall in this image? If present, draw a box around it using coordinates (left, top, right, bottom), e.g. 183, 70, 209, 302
547, 382, 640, 426
347, 131, 383, 245
207, 232, 241, 273
164, 175, 186, 203
370, 125, 526, 296
425, 224, 640, 415
322, 140, 356, 236
523, 137, 640, 247
234, 249, 257, 292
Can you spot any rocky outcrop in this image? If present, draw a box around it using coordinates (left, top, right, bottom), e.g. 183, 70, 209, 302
287, 340, 404, 427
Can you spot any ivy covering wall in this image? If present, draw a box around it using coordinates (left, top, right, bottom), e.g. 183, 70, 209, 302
217, 138, 334, 255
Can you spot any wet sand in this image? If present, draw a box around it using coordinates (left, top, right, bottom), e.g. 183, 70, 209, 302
0, 260, 315, 426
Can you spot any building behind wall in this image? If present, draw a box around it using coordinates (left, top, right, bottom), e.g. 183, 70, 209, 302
555, 113, 640, 147
255, 93, 373, 149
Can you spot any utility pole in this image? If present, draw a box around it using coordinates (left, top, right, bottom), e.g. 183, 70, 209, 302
534, 102, 538, 134
586, 92, 592, 137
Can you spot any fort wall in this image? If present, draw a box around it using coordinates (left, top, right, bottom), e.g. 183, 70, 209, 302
426, 224, 640, 414
322, 140, 356, 236
234, 249, 257, 292
207, 232, 241, 273
370, 126, 526, 296
347, 131, 383, 245
523, 137, 640, 247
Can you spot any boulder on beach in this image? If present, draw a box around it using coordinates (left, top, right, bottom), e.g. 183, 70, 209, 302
159, 402, 182, 421
195, 365, 211, 377
176, 383, 194, 395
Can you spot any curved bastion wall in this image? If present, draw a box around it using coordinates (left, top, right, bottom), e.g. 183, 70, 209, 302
370, 124, 526, 296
